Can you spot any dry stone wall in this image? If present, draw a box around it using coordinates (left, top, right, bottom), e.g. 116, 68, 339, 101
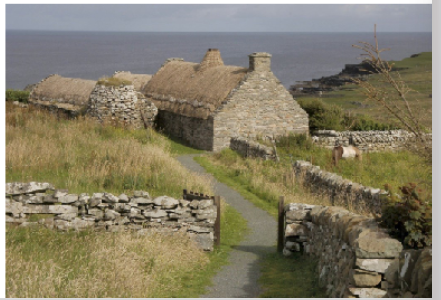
229, 137, 277, 161
312, 129, 432, 152
293, 160, 386, 215
5, 182, 217, 251
283, 203, 432, 298
87, 84, 158, 129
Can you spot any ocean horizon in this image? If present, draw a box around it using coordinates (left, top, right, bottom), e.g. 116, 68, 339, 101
6, 30, 432, 90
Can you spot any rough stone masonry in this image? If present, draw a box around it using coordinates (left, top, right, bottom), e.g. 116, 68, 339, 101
5, 182, 217, 251
283, 203, 432, 298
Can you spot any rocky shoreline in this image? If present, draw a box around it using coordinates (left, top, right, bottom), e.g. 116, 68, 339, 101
289, 58, 410, 97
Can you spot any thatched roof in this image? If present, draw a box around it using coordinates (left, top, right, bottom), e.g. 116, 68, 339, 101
143, 49, 248, 119
113, 71, 152, 91
30, 74, 96, 106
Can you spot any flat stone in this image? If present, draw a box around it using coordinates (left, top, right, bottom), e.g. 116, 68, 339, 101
144, 209, 167, 218
55, 213, 77, 221
131, 197, 153, 205
156, 196, 179, 209
354, 231, 402, 258
351, 269, 382, 287
285, 209, 311, 222
23, 204, 78, 215
58, 194, 79, 204
355, 258, 396, 273
6, 182, 54, 195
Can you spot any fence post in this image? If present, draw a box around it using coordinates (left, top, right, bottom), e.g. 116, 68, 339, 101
277, 196, 285, 253
214, 196, 221, 247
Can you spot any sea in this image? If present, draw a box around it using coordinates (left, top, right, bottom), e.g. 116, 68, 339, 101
5, 31, 432, 90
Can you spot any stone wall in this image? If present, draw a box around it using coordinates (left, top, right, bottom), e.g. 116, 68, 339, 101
87, 84, 158, 129
155, 110, 214, 151
283, 203, 432, 298
311, 129, 432, 152
293, 160, 387, 215
5, 182, 218, 251
229, 137, 277, 161
212, 69, 309, 152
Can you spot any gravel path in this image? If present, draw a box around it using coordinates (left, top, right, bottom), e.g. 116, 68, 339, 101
177, 154, 277, 298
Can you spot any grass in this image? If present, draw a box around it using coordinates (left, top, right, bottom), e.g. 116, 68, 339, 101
259, 252, 327, 298
6, 201, 247, 298
296, 52, 432, 129
196, 136, 431, 216
97, 76, 132, 87
5, 103, 211, 198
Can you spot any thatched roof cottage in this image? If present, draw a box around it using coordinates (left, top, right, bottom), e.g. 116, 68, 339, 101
29, 74, 97, 116
142, 48, 309, 151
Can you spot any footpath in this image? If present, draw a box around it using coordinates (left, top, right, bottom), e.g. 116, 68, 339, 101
177, 154, 277, 298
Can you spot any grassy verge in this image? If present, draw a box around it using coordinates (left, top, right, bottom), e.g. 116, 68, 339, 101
259, 252, 327, 298
6, 203, 247, 298
164, 203, 248, 297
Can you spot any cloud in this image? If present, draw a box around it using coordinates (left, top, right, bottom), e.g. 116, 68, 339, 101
6, 4, 432, 32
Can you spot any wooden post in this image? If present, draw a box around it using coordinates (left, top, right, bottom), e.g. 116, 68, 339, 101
214, 196, 221, 247
183, 189, 187, 200
277, 196, 285, 253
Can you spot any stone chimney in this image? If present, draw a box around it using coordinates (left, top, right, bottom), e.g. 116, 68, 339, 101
199, 48, 224, 72
248, 52, 272, 72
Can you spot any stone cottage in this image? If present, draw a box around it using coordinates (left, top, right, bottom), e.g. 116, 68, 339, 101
29, 73, 157, 127
142, 49, 309, 151
29, 74, 97, 117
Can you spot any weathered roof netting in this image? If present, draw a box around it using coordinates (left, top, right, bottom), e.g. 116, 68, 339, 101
143, 61, 248, 119
113, 72, 152, 91
30, 74, 96, 105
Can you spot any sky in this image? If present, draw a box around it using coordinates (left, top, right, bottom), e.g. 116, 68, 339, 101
5, 3, 432, 32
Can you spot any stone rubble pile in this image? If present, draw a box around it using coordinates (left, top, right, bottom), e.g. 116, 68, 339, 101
5, 182, 217, 251
283, 203, 432, 298
293, 160, 386, 215
87, 84, 158, 129
229, 137, 278, 161
312, 129, 432, 152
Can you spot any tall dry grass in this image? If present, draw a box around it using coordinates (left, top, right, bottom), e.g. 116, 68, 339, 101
5, 103, 212, 197
6, 227, 208, 298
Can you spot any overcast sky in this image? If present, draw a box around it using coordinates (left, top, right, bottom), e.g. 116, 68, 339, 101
5, 4, 432, 32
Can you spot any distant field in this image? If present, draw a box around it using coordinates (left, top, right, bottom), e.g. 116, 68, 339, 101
296, 52, 432, 129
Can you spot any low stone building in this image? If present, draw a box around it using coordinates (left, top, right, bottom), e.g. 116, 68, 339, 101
87, 81, 158, 129
142, 49, 309, 151
29, 74, 97, 117
29, 73, 157, 127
